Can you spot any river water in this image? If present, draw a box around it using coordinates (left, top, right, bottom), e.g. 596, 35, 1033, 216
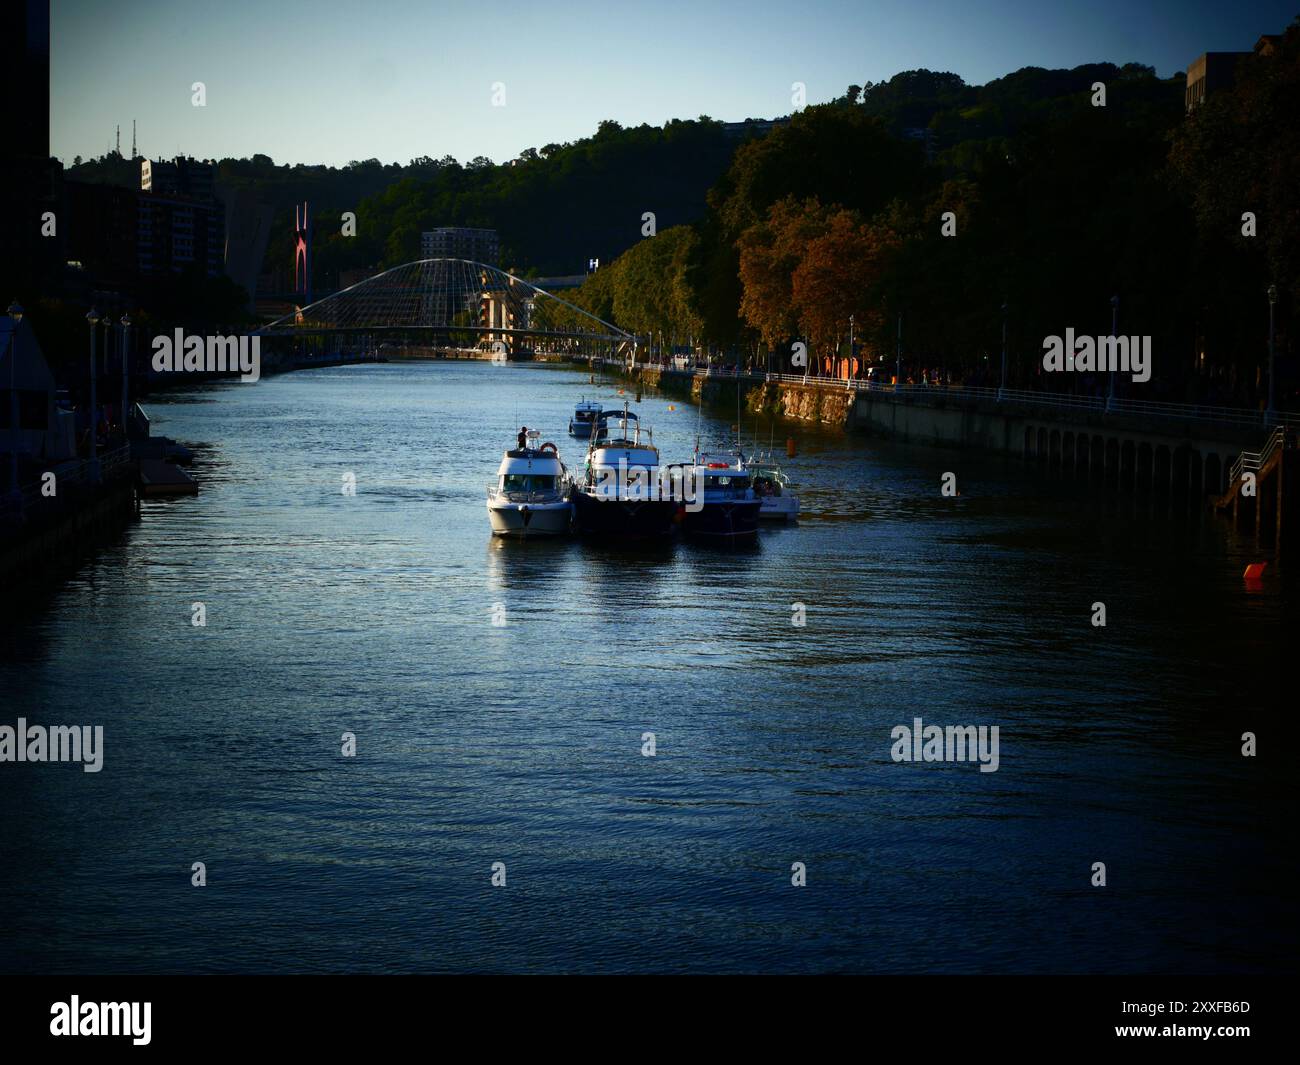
1, 359, 1292, 973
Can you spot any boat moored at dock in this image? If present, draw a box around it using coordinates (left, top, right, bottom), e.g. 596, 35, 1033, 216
746, 456, 800, 523
486, 430, 573, 537
671, 453, 761, 541
571, 407, 679, 539
568, 398, 602, 438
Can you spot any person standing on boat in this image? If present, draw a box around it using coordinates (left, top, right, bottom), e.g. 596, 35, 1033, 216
517, 426, 528, 451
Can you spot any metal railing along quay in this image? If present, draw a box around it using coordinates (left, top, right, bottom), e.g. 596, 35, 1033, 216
590, 358, 1300, 432
1, 444, 133, 523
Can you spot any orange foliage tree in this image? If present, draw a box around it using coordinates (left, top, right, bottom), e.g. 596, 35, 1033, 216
737, 197, 834, 350
791, 210, 900, 359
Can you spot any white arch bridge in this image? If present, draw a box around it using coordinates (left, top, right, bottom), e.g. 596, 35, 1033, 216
258, 259, 635, 359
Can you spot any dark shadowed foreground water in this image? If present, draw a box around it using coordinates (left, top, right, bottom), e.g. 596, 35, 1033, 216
1, 360, 1292, 973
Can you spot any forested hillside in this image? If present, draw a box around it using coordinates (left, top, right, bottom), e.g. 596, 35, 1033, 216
556, 40, 1297, 408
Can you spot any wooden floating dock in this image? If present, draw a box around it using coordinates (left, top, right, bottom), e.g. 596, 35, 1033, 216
138, 459, 198, 497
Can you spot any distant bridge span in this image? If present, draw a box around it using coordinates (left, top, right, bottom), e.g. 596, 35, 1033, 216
258, 259, 634, 356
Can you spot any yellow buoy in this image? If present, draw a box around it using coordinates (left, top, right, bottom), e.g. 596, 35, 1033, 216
667, 405, 676, 411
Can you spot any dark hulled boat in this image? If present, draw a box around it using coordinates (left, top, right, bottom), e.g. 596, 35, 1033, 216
571, 408, 678, 539
673, 453, 761, 541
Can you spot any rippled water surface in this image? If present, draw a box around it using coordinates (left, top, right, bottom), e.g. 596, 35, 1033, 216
1, 360, 1293, 973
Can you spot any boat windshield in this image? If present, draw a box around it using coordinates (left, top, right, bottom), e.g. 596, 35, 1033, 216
595, 420, 648, 444
502, 474, 556, 492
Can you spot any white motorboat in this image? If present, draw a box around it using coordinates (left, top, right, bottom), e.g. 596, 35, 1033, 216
486, 430, 573, 537
568, 397, 602, 438
745, 456, 800, 523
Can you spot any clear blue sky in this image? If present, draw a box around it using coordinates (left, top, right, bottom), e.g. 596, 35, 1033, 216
50, 0, 1295, 167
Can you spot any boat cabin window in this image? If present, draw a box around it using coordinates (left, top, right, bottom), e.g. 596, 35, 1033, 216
704, 474, 751, 494
502, 474, 555, 492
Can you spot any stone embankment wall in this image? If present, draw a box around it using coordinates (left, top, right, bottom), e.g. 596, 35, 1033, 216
746, 382, 855, 427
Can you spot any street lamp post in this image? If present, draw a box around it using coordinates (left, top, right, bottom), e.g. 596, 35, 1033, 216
86, 308, 101, 483
848, 315, 855, 386
1106, 295, 1119, 412
894, 311, 902, 393
999, 300, 1008, 400
1267, 283, 1278, 424
121, 313, 132, 444
6, 300, 23, 507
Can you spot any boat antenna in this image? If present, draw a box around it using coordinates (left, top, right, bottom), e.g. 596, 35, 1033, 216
693, 377, 703, 465
735, 375, 742, 459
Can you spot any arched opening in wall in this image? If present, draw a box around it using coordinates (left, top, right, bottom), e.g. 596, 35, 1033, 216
1120, 440, 1136, 489
1205, 452, 1221, 496
1137, 442, 1154, 492
1091, 436, 1105, 481
1049, 429, 1061, 467
1024, 425, 1034, 458
1173, 445, 1192, 496
1063, 431, 1076, 473
1037, 427, 1048, 461
1154, 444, 1171, 492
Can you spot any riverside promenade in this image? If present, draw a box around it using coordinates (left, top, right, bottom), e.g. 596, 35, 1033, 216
0, 444, 137, 590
